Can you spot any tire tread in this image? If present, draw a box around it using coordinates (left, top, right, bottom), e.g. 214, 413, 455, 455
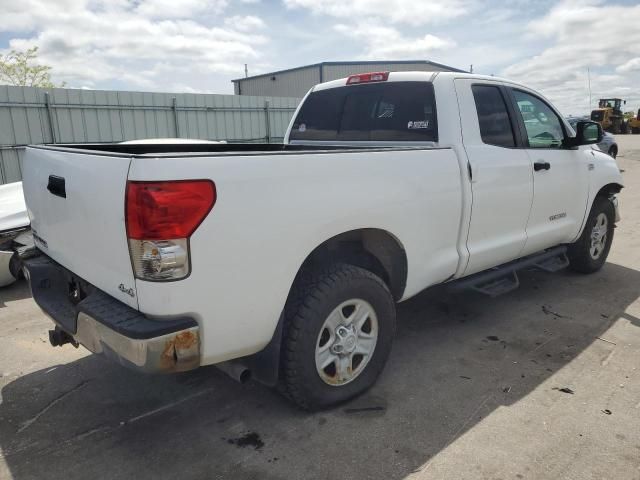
280, 263, 393, 410
568, 196, 615, 273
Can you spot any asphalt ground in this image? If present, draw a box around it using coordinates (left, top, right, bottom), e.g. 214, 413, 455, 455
1, 135, 640, 480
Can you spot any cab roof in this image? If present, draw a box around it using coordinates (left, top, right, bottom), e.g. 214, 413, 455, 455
311, 71, 519, 93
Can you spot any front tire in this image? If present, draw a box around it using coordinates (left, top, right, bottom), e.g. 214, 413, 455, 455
568, 196, 615, 273
608, 145, 617, 158
280, 264, 396, 410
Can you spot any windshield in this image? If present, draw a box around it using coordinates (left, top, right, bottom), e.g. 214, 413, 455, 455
289, 82, 438, 142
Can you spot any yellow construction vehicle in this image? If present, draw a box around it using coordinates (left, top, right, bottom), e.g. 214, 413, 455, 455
628, 108, 640, 134
591, 98, 628, 134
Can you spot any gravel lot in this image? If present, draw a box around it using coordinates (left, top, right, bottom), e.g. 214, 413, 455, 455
2, 137, 640, 480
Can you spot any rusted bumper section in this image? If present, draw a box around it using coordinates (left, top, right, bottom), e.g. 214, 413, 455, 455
75, 313, 200, 373
24, 255, 200, 373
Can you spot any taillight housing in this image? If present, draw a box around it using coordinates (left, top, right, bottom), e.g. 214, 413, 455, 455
346, 71, 389, 85
125, 180, 216, 281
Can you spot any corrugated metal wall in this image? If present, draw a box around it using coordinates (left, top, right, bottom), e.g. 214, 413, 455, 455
234, 61, 460, 98
0, 85, 300, 184
235, 66, 321, 98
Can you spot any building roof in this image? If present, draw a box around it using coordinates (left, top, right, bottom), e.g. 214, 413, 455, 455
231, 60, 467, 83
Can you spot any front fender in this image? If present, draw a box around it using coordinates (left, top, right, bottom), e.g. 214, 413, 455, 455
576, 149, 624, 238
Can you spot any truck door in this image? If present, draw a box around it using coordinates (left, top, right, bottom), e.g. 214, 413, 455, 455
454, 79, 534, 275
506, 87, 590, 255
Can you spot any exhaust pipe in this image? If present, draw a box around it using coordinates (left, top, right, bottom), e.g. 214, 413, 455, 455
216, 361, 251, 384
48, 326, 78, 348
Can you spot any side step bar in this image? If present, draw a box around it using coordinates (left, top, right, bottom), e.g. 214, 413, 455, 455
450, 246, 569, 297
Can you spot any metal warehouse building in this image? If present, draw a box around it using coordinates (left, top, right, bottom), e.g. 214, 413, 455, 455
232, 60, 465, 98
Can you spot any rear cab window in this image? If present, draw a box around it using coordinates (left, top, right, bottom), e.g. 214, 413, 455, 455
290, 82, 438, 142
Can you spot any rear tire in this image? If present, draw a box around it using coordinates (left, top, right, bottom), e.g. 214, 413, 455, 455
280, 263, 396, 411
567, 196, 615, 273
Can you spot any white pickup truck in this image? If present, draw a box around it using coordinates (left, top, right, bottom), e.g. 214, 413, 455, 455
22, 72, 623, 410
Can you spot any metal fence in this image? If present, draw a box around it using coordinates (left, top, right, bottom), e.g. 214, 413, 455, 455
0, 85, 301, 184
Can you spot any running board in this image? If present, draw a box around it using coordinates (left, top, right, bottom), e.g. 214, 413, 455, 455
533, 251, 570, 272
450, 246, 569, 297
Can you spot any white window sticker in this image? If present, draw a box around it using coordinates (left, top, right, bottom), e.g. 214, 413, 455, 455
298, 123, 306, 132
408, 120, 429, 129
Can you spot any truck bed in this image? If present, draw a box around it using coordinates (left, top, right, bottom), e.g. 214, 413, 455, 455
23, 142, 464, 363
31, 142, 440, 158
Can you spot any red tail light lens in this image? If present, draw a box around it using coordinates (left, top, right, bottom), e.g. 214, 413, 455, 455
126, 180, 216, 240
346, 71, 389, 85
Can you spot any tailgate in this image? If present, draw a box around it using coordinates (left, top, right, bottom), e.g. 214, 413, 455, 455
22, 147, 138, 309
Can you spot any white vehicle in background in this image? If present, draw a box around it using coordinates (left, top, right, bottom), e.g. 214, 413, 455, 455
567, 117, 618, 158
21, 72, 623, 410
0, 182, 31, 287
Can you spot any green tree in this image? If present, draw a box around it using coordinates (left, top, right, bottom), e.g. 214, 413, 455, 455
0, 46, 66, 88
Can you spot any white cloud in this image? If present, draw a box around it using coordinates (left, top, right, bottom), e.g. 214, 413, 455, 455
617, 58, 640, 73
1, 0, 639, 117
283, 0, 475, 72
0, 0, 269, 92
334, 22, 454, 59
502, 0, 640, 115
225, 15, 265, 32
134, 0, 228, 19
284, 0, 472, 26
0, 0, 83, 30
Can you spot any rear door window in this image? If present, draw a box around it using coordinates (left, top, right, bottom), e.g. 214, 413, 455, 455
290, 82, 438, 142
472, 85, 516, 148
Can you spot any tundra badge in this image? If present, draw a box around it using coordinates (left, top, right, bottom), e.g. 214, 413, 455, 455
549, 212, 567, 221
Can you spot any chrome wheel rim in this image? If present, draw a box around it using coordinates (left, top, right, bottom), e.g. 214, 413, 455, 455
315, 299, 379, 386
589, 213, 608, 260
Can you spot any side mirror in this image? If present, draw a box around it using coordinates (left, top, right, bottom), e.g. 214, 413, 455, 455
566, 121, 602, 147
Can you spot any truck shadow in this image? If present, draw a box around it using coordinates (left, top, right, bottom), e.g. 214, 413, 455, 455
1, 262, 639, 480
0, 279, 31, 308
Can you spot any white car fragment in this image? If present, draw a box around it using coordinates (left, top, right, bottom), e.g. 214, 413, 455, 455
0, 182, 30, 287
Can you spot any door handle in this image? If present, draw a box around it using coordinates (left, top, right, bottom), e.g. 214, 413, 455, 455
534, 161, 551, 172
47, 175, 66, 198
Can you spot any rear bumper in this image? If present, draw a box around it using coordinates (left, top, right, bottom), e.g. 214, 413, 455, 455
24, 255, 200, 373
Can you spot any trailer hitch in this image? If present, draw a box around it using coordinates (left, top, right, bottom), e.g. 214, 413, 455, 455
48, 326, 79, 348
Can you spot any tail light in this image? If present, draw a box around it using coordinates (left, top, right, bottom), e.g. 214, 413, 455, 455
125, 180, 216, 281
346, 71, 389, 85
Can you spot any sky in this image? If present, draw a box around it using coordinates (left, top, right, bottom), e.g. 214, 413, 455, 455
1, 0, 639, 116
